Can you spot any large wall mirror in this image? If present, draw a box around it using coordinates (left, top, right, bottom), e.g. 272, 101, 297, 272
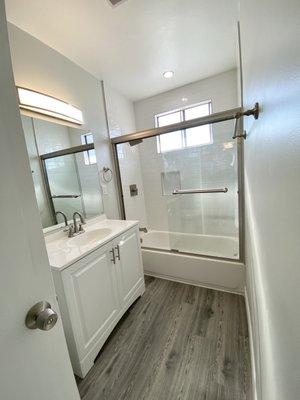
21, 115, 104, 228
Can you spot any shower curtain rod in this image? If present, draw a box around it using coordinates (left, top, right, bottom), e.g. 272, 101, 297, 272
111, 103, 259, 145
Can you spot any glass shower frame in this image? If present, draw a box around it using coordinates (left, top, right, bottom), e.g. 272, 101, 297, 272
111, 106, 249, 263
40, 143, 95, 225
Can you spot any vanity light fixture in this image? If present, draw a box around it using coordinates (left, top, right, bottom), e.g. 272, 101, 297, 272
163, 71, 174, 79
17, 87, 84, 125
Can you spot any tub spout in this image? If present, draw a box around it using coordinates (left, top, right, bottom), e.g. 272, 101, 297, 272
139, 227, 148, 233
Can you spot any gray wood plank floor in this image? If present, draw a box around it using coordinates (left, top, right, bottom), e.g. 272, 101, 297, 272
77, 276, 250, 400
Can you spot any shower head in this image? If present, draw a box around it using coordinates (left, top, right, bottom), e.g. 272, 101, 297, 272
107, 0, 128, 7
129, 139, 143, 147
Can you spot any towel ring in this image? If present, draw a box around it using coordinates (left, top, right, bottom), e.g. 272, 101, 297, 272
102, 166, 113, 183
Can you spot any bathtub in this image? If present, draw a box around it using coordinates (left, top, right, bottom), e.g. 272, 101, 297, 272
141, 230, 245, 294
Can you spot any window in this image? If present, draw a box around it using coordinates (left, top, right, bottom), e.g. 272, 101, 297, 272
81, 133, 97, 165
155, 101, 212, 153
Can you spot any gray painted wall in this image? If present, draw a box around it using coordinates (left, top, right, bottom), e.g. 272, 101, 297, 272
239, 0, 300, 399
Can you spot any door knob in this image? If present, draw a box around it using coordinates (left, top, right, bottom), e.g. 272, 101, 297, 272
25, 301, 58, 331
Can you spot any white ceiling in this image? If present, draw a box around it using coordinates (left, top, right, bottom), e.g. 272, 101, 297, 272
5, 0, 238, 101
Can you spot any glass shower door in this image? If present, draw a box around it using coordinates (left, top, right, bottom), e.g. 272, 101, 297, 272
161, 119, 240, 259
45, 154, 84, 222
114, 117, 241, 260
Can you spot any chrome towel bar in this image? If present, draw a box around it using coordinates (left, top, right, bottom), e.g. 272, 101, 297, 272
172, 188, 228, 195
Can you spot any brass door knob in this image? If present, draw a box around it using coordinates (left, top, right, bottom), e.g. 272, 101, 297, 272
25, 301, 58, 331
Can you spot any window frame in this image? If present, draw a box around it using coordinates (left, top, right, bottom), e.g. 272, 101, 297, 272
81, 133, 97, 165
155, 100, 212, 153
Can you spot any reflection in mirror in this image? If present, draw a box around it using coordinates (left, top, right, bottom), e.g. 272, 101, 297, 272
44, 152, 103, 224
21, 115, 104, 228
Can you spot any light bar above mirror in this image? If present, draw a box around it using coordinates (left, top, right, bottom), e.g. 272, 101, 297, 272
17, 87, 84, 125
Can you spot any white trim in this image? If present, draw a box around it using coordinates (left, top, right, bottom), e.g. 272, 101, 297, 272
244, 286, 258, 400
81, 133, 97, 165
155, 99, 212, 119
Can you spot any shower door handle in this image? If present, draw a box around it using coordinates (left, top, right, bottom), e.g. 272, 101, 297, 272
51, 194, 81, 198
172, 188, 228, 195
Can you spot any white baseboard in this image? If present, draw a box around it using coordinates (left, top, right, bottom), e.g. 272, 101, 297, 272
244, 286, 258, 400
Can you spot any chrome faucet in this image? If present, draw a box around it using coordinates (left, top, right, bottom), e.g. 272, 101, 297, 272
72, 212, 85, 234
139, 227, 148, 233
55, 211, 68, 227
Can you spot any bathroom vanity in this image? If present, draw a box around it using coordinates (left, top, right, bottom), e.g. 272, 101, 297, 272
45, 216, 145, 378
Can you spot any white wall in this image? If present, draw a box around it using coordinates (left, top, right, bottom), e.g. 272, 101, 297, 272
103, 84, 136, 138
134, 69, 238, 130
8, 24, 120, 220
103, 83, 148, 226
239, 0, 300, 399
133, 70, 239, 241
21, 115, 54, 227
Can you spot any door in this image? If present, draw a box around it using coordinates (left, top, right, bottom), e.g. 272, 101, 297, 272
61, 243, 120, 359
115, 228, 144, 309
161, 118, 240, 260
0, 4, 80, 400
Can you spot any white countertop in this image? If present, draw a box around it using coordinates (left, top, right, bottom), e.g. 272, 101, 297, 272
45, 216, 139, 271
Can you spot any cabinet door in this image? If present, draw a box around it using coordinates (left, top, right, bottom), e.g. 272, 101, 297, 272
115, 228, 144, 309
62, 243, 119, 358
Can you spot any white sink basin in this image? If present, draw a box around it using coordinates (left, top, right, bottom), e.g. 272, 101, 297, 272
67, 228, 113, 247
45, 216, 139, 269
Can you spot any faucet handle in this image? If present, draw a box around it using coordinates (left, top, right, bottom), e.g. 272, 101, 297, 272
68, 224, 75, 238
78, 223, 85, 233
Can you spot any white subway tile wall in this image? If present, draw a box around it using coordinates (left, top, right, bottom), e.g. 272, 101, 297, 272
104, 83, 148, 227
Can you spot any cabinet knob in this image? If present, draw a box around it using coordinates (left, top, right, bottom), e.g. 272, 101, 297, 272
25, 301, 58, 331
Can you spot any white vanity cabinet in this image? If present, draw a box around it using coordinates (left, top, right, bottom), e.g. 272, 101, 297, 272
51, 224, 145, 378
113, 228, 144, 313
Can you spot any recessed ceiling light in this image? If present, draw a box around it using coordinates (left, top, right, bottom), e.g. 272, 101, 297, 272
223, 141, 234, 150
163, 71, 174, 79
182, 97, 188, 102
